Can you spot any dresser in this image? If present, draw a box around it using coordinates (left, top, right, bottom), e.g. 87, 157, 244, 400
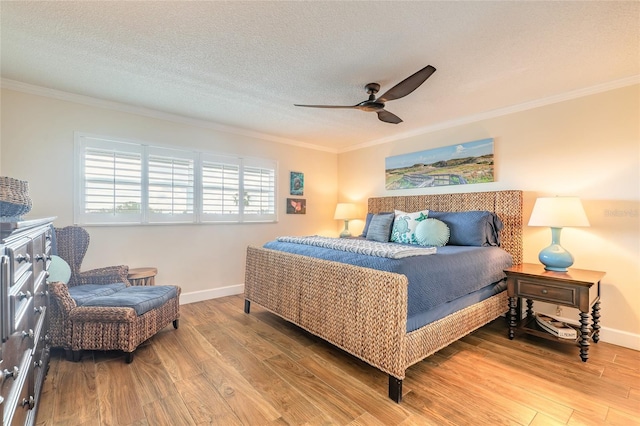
1, 218, 54, 426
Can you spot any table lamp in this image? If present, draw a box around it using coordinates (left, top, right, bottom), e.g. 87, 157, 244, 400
334, 203, 359, 238
528, 196, 589, 272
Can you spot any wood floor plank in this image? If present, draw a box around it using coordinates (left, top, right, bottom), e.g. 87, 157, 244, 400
265, 353, 365, 424
151, 328, 203, 382
200, 355, 282, 424
38, 296, 640, 426
127, 343, 178, 406
426, 348, 574, 424
409, 354, 537, 425
142, 394, 196, 425
95, 359, 146, 425
201, 324, 327, 425
299, 352, 412, 425
449, 338, 611, 421
174, 373, 243, 425
51, 353, 100, 425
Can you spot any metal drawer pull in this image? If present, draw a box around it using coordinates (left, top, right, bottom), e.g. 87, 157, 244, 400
34, 360, 43, 368
22, 329, 34, 340
16, 254, 31, 263
18, 291, 32, 300
21, 396, 34, 409
541, 289, 548, 294
34, 306, 43, 314
3, 366, 19, 380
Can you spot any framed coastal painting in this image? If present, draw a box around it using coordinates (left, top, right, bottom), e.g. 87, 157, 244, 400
385, 138, 494, 190
290, 171, 304, 195
286, 198, 306, 214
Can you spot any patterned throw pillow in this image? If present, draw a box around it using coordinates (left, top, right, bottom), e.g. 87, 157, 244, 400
390, 209, 429, 244
415, 218, 450, 247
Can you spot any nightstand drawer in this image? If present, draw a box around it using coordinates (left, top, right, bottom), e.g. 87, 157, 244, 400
517, 279, 576, 306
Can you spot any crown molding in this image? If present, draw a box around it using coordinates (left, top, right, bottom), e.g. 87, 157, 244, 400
340, 75, 640, 153
3, 75, 637, 155
0, 78, 336, 153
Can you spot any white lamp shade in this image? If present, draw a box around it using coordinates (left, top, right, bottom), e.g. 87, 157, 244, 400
334, 203, 359, 220
528, 196, 590, 228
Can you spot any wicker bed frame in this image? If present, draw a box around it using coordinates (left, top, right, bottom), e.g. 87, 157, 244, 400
244, 190, 523, 402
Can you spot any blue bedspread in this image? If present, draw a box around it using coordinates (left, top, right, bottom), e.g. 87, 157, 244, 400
263, 240, 512, 331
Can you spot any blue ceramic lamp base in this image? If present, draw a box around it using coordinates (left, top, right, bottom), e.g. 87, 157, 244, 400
539, 227, 574, 272
340, 220, 352, 238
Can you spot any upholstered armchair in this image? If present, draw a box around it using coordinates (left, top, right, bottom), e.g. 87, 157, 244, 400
48, 226, 180, 363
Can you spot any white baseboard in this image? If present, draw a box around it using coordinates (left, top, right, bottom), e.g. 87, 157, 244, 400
544, 313, 640, 351
182, 287, 640, 351
180, 284, 244, 305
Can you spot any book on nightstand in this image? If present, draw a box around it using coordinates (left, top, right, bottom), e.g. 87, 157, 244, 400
534, 312, 578, 339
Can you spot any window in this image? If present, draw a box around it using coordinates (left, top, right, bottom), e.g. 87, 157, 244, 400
75, 133, 277, 225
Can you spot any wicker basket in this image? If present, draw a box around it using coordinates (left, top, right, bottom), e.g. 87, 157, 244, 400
0, 176, 32, 218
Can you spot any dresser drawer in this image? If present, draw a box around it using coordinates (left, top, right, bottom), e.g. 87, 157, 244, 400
1, 350, 33, 426
517, 279, 577, 306
6, 238, 32, 287
12, 276, 34, 336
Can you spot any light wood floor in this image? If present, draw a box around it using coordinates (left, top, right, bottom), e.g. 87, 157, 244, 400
37, 295, 640, 425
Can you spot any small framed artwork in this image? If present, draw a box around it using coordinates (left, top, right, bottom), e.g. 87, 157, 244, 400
290, 171, 304, 195
287, 198, 306, 214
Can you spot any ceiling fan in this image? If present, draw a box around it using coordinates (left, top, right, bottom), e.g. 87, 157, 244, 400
294, 65, 436, 124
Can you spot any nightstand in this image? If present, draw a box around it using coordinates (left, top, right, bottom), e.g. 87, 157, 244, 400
504, 263, 605, 362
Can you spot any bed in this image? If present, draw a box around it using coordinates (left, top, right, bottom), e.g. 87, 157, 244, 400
244, 190, 523, 402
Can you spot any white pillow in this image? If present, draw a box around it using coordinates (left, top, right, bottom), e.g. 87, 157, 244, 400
47, 255, 72, 284
390, 209, 429, 244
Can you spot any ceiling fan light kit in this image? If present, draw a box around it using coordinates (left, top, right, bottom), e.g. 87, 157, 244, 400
295, 65, 436, 124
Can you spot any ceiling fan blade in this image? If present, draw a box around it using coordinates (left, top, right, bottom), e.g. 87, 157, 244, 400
294, 104, 357, 109
377, 109, 403, 124
376, 65, 436, 103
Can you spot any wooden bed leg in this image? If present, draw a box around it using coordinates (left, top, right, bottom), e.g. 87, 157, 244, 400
389, 376, 402, 403
244, 299, 251, 314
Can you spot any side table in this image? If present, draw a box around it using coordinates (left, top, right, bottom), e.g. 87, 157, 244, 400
127, 267, 158, 286
505, 263, 605, 362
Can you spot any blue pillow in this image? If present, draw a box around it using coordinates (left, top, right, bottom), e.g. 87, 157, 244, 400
428, 210, 503, 246
360, 212, 392, 237
365, 213, 395, 242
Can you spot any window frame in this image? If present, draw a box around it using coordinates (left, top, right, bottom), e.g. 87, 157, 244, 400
74, 132, 278, 225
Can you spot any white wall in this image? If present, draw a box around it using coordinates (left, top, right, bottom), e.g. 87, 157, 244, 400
1, 88, 338, 303
337, 84, 640, 349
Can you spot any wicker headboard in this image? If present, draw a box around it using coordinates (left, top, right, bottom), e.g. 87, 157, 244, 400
368, 190, 523, 265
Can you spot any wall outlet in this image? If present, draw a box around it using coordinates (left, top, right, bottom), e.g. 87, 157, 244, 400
556, 305, 563, 316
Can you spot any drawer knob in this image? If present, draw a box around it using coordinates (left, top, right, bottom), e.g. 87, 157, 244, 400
18, 291, 32, 301
3, 366, 19, 380
22, 329, 34, 340
21, 396, 34, 409
541, 289, 548, 294
16, 253, 31, 263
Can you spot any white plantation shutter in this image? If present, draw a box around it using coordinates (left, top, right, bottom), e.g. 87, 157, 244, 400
243, 163, 276, 220
76, 137, 143, 224
147, 148, 195, 223
75, 133, 277, 225
201, 157, 241, 221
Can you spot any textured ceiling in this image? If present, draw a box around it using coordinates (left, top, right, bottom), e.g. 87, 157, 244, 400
1, 1, 638, 152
